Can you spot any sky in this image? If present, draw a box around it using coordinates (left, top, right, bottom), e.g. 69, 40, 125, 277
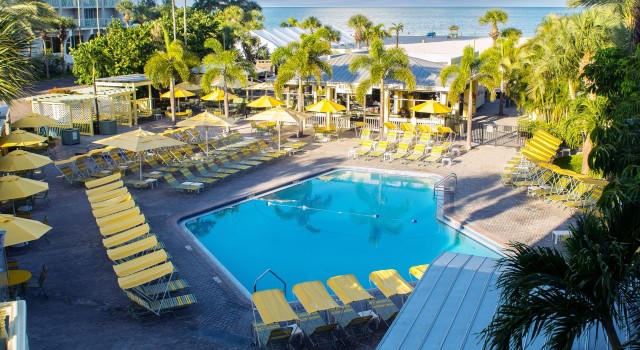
257, 0, 567, 7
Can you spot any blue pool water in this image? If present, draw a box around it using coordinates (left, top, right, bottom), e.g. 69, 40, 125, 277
183, 170, 500, 298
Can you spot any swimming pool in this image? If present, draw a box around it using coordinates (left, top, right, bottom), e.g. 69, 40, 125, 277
182, 169, 501, 298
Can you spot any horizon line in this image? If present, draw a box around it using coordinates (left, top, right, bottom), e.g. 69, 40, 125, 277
261, 6, 570, 8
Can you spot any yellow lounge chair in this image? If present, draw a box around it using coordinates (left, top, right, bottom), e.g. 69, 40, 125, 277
106, 236, 160, 262
251, 289, 300, 349
102, 224, 151, 249
369, 269, 414, 302
90, 193, 133, 210
400, 131, 415, 144
292, 281, 341, 348
85, 180, 124, 197
96, 207, 142, 228
409, 264, 430, 281
390, 142, 411, 162
405, 144, 427, 161
113, 249, 168, 277
92, 200, 137, 219
100, 214, 146, 237
87, 187, 129, 204
385, 130, 399, 143
326, 274, 380, 334
367, 141, 390, 160
84, 172, 122, 189
353, 140, 374, 158
423, 146, 445, 163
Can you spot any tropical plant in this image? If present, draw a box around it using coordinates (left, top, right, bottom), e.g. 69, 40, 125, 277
0, 14, 33, 105
483, 30, 521, 116
271, 29, 333, 134
347, 14, 371, 49
440, 45, 499, 150
322, 25, 341, 46
0, 0, 56, 45
279, 17, 298, 27
214, 5, 264, 60
133, 1, 160, 24
193, 0, 261, 13
54, 16, 76, 73
366, 23, 389, 45
478, 9, 509, 46
349, 38, 416, 139
200, 38, 253, 121
481, 198, 640, 350
389, 22, 404, 48
115, 0, 135, 27
158, 8, 217, 58
569, 0, 640, 47
300, 16, 321, 34
144, 32, 198, 125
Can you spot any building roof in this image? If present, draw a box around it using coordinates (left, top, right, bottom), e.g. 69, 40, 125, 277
250, 27, 355, 52
30, 94, 95, 104
96, 74, 150, 84
378, 252, 617, 350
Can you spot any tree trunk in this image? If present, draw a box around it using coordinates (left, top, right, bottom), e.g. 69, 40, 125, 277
602, 318, 623, 350
466, 82, 473, 150
297, 77, 304, 135
223, 82, 230, 133
59, 33, 67, 74
581, 132, 592, 175
491, 23, 499, 46
171, 0, 177, 41
634, 1, 640, 47
499, 72, 505, 116
42, 33, 50, 79
379, 80, 385, 140
170, 78, 176, 125
183, 1, 187, 45
395, 34, 399, 48
93, 65, 100, 133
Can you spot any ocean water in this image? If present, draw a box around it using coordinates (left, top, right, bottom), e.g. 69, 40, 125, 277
262, 7, 579, 38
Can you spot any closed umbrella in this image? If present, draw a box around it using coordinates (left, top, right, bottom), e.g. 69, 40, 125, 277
0, 150, 52, 173
0, 214, 51, 246
11, 114, 56, 129
247, 106, 307, 150
411, 100, 452, 115
94, 128, 186, 180
0, 130, 47, 148
306, 99, 347, 127
209, 77, 256, 90
0, 175, 49, 214
177, 112, 236, 155
160, 88, 196, 112
247, 96, 284, 109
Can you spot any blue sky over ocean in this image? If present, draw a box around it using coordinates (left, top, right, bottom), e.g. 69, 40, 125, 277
257, 0, 567, 7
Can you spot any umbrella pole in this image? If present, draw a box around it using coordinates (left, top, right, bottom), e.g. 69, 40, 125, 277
278, 122, 281, 150
206, 127, 209, 156
139, 152, 143, 181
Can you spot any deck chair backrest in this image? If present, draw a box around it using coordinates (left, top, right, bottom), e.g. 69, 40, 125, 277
360, 129, 372, 140
412, 144, 426, 154
376, 141, 389, 151
397, 142, 410, 151
85, 172, 122, 189
57, 166, 75, 183
38, 264, 47, 287
386, 131, 398, 142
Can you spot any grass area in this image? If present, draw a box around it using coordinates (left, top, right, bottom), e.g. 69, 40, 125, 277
553, 155, 583, 173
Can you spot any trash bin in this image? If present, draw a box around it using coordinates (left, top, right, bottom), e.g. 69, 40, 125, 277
61, 128, 80, 145
99, 120, 117, 135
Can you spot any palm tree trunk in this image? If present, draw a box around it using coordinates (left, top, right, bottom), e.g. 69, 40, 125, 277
499, 72, 505, 116
223, 83, 230, 133
581, 132, 592, 175
93, 64, 101, 133
379, 80, 385, 140
466, 82, 474, 150
171, 0, 177, 41
170, 78, 176, 125
395, 33, 399, 48
41, 33, 50, 78
602, 318, 622, 350
297, 77, 304, 135
59, 33, 67, 74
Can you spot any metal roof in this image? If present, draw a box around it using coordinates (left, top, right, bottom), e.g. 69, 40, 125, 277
96, 74, 149, 83
378, 252, 619, 350
73, 87, 134, 96
250, 27, 355, 51
30, 94, 95, 104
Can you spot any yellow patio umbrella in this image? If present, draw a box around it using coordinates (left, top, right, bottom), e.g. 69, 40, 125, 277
177, 112, 236, 155
0, 214, 51, 246
246, 95, 284, 108
306, 99, 347, 127
201, 90, 239, 101
11, 113, 56, 129
94, 128, 186, 180
0, 130, 47, 148
0, 175, 49, 214
411, 100, 452, 115
247, 106, 307, 150
0, 150, 52, 173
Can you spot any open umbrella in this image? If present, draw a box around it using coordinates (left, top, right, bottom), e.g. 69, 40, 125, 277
247, 106, 308, 150
175, 81, 202, 93
11, 113, 56, 129
0, 175, 49, 214
0, 214, 51, 246
160, 88, 196, 113
177, 112, 236, 155
94, 128, 186, 180
411, 100, 452, 115
201, 90, 239, 101
247, 96, 284, 109
0, 150, 52, 173
306, 99, 347, 127
0, 130, 47, 148
246, 81, 275, 92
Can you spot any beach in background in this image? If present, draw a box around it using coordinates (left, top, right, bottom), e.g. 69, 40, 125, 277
262, 7, 578, 38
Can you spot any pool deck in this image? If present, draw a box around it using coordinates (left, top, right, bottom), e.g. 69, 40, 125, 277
9, 101, 574, 349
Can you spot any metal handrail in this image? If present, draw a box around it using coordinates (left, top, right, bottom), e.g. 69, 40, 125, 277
253, 269, 287, 296
433, 173, 457, 200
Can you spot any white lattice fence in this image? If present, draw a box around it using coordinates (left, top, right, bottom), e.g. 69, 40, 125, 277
71, 101, 94, 135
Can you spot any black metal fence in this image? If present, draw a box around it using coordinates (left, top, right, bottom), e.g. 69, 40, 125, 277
467, 122, 531, 148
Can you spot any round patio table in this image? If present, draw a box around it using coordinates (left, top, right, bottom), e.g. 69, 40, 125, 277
1, 270, 32, 286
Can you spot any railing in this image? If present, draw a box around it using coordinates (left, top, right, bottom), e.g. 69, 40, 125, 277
433, 173, 457, 201
253, 269, 287, 296
306, 113, 351, 129
364, 116, 380, 131
79, 18, 119, 29
44, 0, 117, 7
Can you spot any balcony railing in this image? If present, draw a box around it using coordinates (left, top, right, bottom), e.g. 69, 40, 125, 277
79, 18, 122, 29
44, 0, 117, 8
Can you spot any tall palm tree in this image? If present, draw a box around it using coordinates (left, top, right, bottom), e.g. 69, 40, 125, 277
389, 22, 404, 48
279, 17, 298, 28
479, 9, 508, 46
347, 14, 371, 49
440, 45, 499, 150
271, 29, 333, 135
367, 23, 389, 45
55, 17, 76, 73
214, 5, 264, 59
569, 0, 640, 46
115, 0, 135, 27
322, 25, 341, 46
349, 38, 416, 139
0, 0, 56, 42
0, 14, 33, 105
481, 199, 640, 350
200, 38, 253, 121
484, 30, 520, 116
300, 16, 321, 34
144, 31, 197, 125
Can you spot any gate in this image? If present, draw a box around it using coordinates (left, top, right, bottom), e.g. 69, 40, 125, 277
469, 122, 530, 148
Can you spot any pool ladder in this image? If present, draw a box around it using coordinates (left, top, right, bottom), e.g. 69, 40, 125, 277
254, 269, 287, 296
433, 173, 457, 201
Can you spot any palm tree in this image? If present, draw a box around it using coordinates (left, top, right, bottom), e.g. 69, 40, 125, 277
481, 199, 640, 350
200, 38, 253, 122
300, 16, 321, 34
347, 14, 371, 49
484, 30, 520, 116
0, 0, 57, 43
479, 9, 508, 46
349, 38, 416, 139
170, 0, 176, 40
279, 17, 298, 27
115, 0, 135, 27
144, 32, 197, 125
389, 22, 404, 48
214, 5, 264, 60
271, 29, 333, 135
0, 14, 34, 105
55, 17, 76, 73
367, 23, 389, 45
322, 25, 341, 46
440, 45, 499, 150
569, 0, 640, 46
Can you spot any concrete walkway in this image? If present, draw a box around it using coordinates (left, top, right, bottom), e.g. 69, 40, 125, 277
5, 99, 574, 349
